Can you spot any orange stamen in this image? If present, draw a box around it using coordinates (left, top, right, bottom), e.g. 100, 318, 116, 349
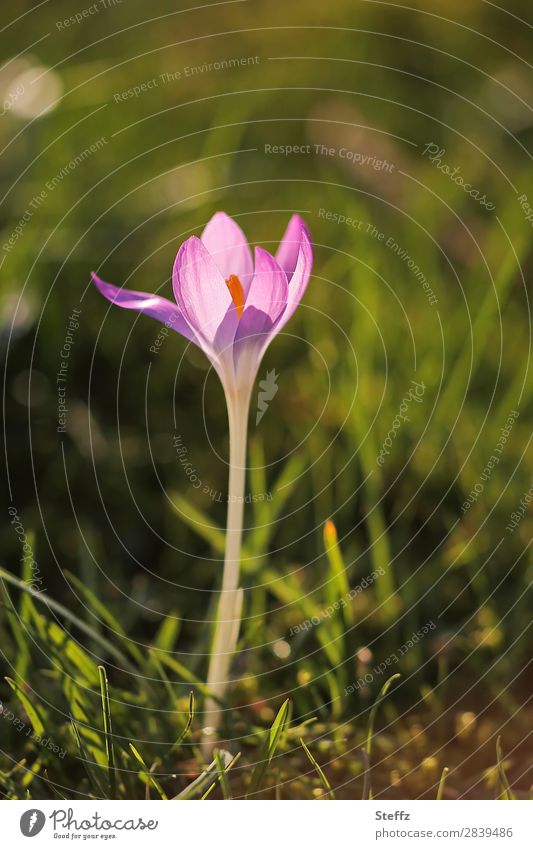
225, 274, 245, 319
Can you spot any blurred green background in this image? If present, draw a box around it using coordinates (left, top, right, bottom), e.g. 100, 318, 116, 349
1, 0, 532, 798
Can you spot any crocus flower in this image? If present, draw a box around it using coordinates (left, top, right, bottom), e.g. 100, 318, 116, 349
91, 212, 312, 744
91, 212, 312, 403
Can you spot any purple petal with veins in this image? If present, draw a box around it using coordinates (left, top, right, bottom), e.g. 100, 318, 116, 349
273, 218, 313, 332
234, 247, 288, 359
276, 214, 309, 282
172, 235, 239, 366
201, 211, 254, 295
91, 272, 198, 345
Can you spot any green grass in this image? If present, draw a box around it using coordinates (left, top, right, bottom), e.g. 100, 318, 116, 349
1, 0, 532, 800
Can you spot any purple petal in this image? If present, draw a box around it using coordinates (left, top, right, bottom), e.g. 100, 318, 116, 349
91, 272, 197, 344
233, 248, 288, 381
275, 214, 310, 282
201, 211, 253, 293
274, 221, 313, 332
236, 247, 288, 343
172, 235, 239, 359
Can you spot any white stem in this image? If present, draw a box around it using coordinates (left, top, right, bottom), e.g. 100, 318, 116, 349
203, 391, 250, 743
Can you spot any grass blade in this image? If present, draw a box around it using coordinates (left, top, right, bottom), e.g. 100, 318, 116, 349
65, 570, 144, 666
364, 673, 400, 799
171, 691, 195, 752
323, 518, 354, 626
173, 750, 232, 800
200, 781, 216, 799
129, 743, 167, 800
247, 699, 290, 797
5, 677, 45, 737
300, 738, 335, 799
0, 568, 134, 672
496, 737, 515, 800
98, 666, 117, 798
214, 749, 241, 800
154, 651, 211, 695
169, 494, 225, 552
360, 747, 371, 800
70, 717, 107, 798
437, 766, 449, 800
365, 673, 401, 756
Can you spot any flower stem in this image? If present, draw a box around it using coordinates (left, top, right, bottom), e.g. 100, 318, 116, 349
203, 392, 250, 743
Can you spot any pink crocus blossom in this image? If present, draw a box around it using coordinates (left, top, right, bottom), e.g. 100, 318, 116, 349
91, 212, 312, 402
91, 211, 312, 744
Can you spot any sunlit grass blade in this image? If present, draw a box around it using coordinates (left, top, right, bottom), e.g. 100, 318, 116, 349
323, 518, 354, 626
171, 691, 195, 752
98, 666, 117, 798
65, 570, 145, 666
45, 620, 100, 686
64, 677, 105, 756
200, 781, 216, 799
148, 649, 179, 705
495, 737, 515, 800
247, 699, 290, 797
129, 743, 168, 800
214, 749, 241, 800
365, 673, 400, 756
5, 677, 45, 737
152, 610, 181, 653
0, 568, 134, 672
169, 493, 225, 553
364, 673, 400, 799
437, 766, 449, 800
153, 651, 211, 695
1, 584, 31, 682
300, 737, 335, 799
18, 533, 38, 679
70, 717, 107, 798
245, 452, 307, 563
21, 758, 41, 790
173, 750, 232, 799
170, 451, 306, 569
0, 758, 32, 799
